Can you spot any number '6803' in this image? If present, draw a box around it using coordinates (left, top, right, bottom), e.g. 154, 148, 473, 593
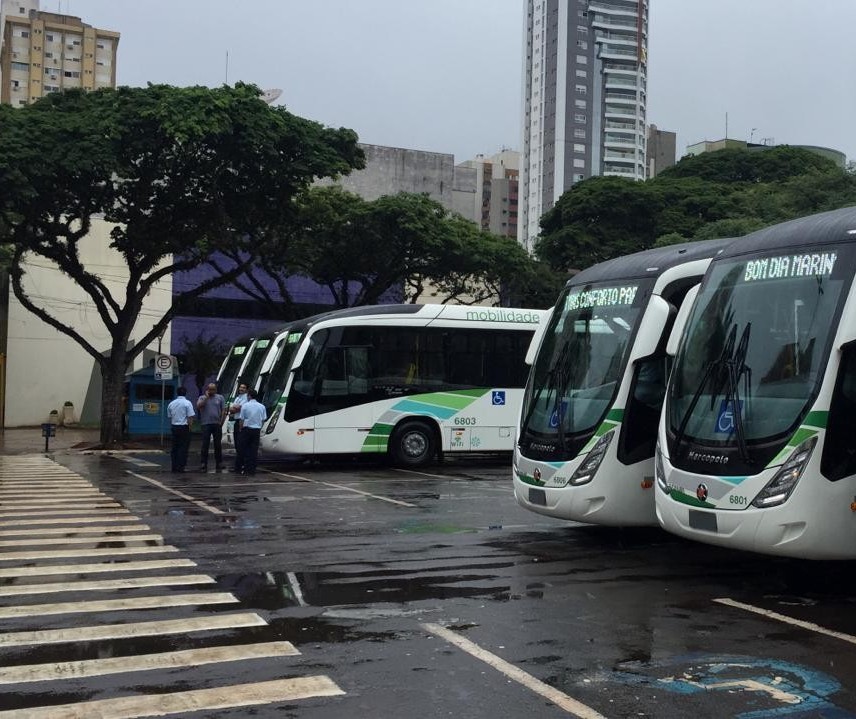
454, 417, 477, 426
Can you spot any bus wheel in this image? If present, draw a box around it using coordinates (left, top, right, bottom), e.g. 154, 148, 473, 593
390, 420, 436, 468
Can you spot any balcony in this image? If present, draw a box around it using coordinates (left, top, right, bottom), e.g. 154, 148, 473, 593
589, 1, 641, 16
591, 14, 638, 29
598, 46, 640, 62
604, 93, 639, 106
594, 31, 639, 46
605, 105, 643, 120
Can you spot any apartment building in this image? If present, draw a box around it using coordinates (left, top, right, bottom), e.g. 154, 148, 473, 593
519, 0, 649, 251
455, 150, 520, 239
0, 6, 118, 106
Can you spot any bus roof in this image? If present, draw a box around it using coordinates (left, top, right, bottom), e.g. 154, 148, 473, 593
566, 237, 736, 287
716, 206, 856, 260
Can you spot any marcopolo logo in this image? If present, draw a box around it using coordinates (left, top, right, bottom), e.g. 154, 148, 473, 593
465, 309, 541, 324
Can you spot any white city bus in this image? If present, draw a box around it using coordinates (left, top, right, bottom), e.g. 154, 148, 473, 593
513, 239, 734, 527
656, 207, 856, 559
257, 303, 548, 466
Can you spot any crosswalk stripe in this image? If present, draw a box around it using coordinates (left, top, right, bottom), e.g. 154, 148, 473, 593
0, 545, 178, 561
0, 490, 105, 498
0, 524, 150, 537
0, 592, 238, 619
0, 507, 129, 518
0, 515, 137, 527
0, 641, 299, 685
0, 558, 197, 578
0, 501, 123, 510
0, 574, 216, 597
0, 534, 163, 548
0, 612, 267, 647
0, 675, 344, 718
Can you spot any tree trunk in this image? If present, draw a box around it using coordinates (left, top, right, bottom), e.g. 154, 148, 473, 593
99, 352, 127, 447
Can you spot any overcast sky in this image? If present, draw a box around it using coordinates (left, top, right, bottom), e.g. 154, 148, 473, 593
62, 0, 856, 164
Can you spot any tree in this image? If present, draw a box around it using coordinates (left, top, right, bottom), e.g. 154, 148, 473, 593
177, 333, 228, 398
0, 83, 364, 446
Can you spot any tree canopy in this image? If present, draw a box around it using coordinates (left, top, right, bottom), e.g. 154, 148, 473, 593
0, 83, 364, 445
535, 146, 856, 272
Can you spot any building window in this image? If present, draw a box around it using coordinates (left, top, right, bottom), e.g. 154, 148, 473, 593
19, 30, 29, 38
63, 70, 80, 78
576, 69, 587, 78
574, 159, 585, 168
45, 33, 53, 41
574, 144, 586, 153
577, 25, 588, 34
574, 129, 586, 138
577, 40, 588, 49
574, 113, 586, 123
575, 99, 586, 109
575, 84, 586, 95
576, 54, 587, 64
10, 61, 29, 71
574, 173, 585, 182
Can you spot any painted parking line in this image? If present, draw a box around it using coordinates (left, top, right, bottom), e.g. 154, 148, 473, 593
0, 592, 238, 619
422, 623, 607, 719
0, 612, 268, 647
393, 467, 466, 480
0, 558, 197, 578
265, 469, 417, 508
0, 524, 151, 537
0, 641, 300, 685
715, 597, 856, 646
0, 533, 162, 548
0, 508, 130, 519
0, 574, 215, 597
126, 472, 227, 515
0, 675, 345, 718
0, 545, 178, 561
114, 455, 162, 468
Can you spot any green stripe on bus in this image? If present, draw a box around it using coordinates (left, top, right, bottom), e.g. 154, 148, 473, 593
410, 390, 489, 410
516, 473, 543, 487
605, 408, 624, 422
668, 490, 715, 509
803, 411, 828, 429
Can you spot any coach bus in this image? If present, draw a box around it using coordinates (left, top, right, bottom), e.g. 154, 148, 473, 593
256, 303, 548, 467
655, 207, 856, 559
513, 239, 735, 527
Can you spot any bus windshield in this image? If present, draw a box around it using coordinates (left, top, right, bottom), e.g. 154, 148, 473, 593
668, 246, 852, 464
519, 280, 648, 459
239, 337, 273, 391
217, 342, 251, 399
258, 331, 303, 412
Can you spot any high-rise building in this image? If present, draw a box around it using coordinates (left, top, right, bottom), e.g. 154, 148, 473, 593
455, 150, 520, 239
646, 124, 676, 178
0, 7, 119, 107
519, 0, 649, 251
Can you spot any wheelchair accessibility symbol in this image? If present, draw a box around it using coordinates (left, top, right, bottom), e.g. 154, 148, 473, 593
491, 391, 506, 406
715, 399, 743, 434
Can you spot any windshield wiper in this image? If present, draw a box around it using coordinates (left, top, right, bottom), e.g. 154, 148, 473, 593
672, 323, 753, 463
519, 337, 573, 450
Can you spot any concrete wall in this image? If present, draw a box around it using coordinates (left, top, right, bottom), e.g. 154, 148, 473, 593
5, 218, 172, 426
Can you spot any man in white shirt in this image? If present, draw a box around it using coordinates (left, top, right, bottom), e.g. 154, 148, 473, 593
167, 387, 195, 473
236, 388, 267, 476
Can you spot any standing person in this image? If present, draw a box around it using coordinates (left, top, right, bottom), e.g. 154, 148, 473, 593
236, 388, 267, 476
196, 382, 226, 472
229, 381, 249, 472
167, 387, 195, 473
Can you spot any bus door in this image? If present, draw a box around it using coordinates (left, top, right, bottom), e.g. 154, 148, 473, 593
312, 344, 373, 453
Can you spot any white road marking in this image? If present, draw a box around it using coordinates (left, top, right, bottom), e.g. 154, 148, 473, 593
0, 524, 150, 537
0, 574, 215, 597
287, 571, 307, 606
114, 455, 161, 468
0, 592, 238, 619
0, 675, 344, 718
265, 469, 417, 507
0, 514, 136, 527
0, 558, 196, 578
0, 641, 300, 685
0, 545, 178, 561
0, 490, 105, 498
0, 534, 162, 548
422, 623, 607, 719
715, 597, 856, 646
0, 507, 129, 518
126, 471, 226, 515
0, 612, 267, 647
393, 467, 464, 480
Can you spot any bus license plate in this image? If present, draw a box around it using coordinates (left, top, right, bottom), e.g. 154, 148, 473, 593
529, 488, 547, 506
688, 509, 718, 532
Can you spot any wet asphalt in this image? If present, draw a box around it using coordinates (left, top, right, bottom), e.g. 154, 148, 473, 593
3, 447, 856, 718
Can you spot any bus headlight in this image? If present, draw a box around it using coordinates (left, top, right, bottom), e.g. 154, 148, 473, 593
265, 404, 283, 435
569, 430, 614, 486
655, 445, 667, 492
752, 437, 817, 508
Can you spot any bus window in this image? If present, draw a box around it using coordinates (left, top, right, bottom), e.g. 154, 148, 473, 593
821, 341, 856, 481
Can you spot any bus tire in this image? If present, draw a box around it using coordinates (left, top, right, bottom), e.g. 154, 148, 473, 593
390, 420, 437, 468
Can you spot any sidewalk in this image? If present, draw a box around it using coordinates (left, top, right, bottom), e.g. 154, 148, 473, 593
0, 427, 167, 456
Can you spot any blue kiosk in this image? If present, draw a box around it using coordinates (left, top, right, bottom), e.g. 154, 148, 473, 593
124, 365, 180, 436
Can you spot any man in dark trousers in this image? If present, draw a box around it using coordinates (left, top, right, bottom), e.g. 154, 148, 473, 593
236, 388, 267, 476
167, 387, 195, 473
196, 382, 226, 472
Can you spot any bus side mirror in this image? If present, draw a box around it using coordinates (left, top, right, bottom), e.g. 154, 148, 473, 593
666, 284, 700, 357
